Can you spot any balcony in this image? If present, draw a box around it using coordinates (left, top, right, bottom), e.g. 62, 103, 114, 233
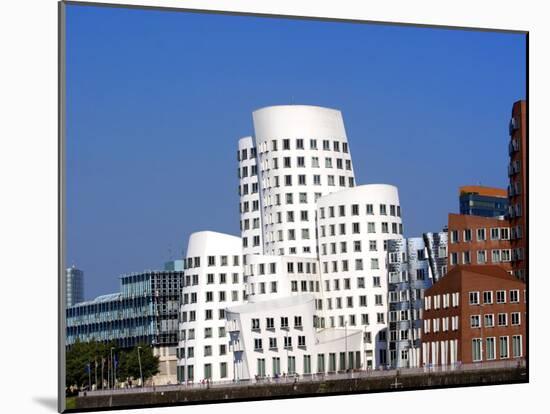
509, 139, 520, 155
509, 117, 519, 135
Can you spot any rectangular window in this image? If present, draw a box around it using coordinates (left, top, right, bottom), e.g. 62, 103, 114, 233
477, 228, 486, 241
499, 336, 509, 359
512, 335, 522, 358
498, 313, 508, 326
472, 338, 482, 362
486, 337, 496, 360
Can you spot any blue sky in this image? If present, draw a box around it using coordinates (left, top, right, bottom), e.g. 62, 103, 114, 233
65, 4, 526, 299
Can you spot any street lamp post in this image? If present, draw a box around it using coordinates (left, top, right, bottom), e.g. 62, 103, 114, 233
344, 321, 348, 372
87, 363, 91, 391
110, 347, 115, 389
137, 346, 144, 387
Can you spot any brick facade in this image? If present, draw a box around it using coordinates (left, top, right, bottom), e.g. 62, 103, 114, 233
421, 266, 526, 365
447, 214, 512, 273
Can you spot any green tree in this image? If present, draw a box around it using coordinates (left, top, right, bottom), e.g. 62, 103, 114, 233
119, 344, 160, 384
65, 340, 118, 389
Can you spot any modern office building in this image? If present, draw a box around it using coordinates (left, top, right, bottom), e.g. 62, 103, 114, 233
66, 261, 184, 385
421, 265, 526, 365
177, 105, 406, 381
386, 232, 448, 369
447, 213, 512, 274
66, 265, 84, 307
508, 100, 527, 281
459, 185, 508, 218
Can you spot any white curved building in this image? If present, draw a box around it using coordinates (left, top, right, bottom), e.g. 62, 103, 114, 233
177, 231, 244, 383
252, 105, 356, 257
316, 184, 404, 368
178, 105, 410, 381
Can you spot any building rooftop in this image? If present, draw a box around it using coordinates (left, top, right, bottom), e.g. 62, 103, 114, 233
449, 265, 526, 283
72, 292, 122, 307
459, 185, 507, 198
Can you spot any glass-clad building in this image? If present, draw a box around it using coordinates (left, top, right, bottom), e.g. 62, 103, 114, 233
66, 263, 184, 349
459, 185, 508, 218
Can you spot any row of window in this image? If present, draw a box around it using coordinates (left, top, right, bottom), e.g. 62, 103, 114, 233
468, 289, 522, 305
319, 221, 403, 237
469, 312, 522, 328
256, 351, 362, 378
183, 273, 243, 287
389, 309, 422, 323
320, 203, 401, 218
237, 146, 257, 161
254, 335, 307, 351
449, 227, 510, 243
184, 255, 240, 269
255, 138, 349, 154
424, 316, 460, 333
237, 165, 258, 178
257, 155, 353, 171
252, 174, 355, 188
449, 249, 512, 265
183, 289, 247, 305
321, 239, 385, 256
471, 335, 523, 361
322, 257, 382, 273
251, 316, 303, 331
180, 308, 228, 322
248, 281, 279, 295
323, 313, 386, 327
180, 326, 227, 341
425, 292, 460, 310
238, 182, 259, 196
179, 344, 228, 359
322, 294, 384, 309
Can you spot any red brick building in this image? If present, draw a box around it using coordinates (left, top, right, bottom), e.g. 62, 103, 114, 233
447, 213, 512, 273
508, 100, 527, 281
421, 265, 526, 365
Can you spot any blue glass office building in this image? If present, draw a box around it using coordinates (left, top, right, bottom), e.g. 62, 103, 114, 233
459, 186, 508, 218
66, 262, 184, 349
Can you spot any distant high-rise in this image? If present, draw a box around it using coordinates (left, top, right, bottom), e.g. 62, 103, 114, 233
65, 265, 84, 307
458, 185, 508, 218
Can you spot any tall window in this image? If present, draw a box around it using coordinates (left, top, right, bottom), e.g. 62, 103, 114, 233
512, 335, 522, 358
499, 336, 509, 359
472, 338, 482, 362
486, 337, 496, 360
257, 358, 266, 377
288, 356, 296, 374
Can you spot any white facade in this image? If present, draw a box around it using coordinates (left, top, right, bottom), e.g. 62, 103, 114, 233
177, 231, 244, 383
